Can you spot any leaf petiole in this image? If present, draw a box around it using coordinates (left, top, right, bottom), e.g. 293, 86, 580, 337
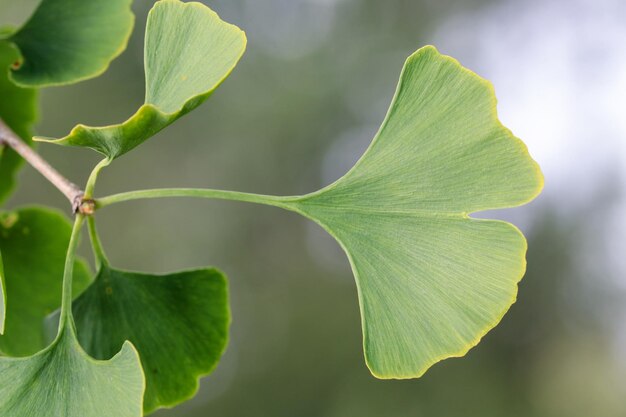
87, 216, 109, 269
58, 214, 84, 331
96, 188, 299, 211
84, 158, 112, 199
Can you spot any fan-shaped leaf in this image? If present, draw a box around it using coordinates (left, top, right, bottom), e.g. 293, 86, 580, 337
0, 208, 92, 356
72, 266, 229, 413
0, 41, 37, 204
0, 326, 144, 417
282, 46, 543, 378
38, 0, 247, 159
7, 0, 134, 87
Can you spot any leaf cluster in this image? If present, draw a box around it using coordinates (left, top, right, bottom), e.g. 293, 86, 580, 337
0, 0, 543, 415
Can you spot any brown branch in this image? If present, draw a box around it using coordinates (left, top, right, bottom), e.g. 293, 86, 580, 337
0, 117, 84, 212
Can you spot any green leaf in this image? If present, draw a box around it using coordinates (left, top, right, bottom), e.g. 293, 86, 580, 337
0, 41, 38, 204
7, 0, 134, 87
38, 0, 247, 159
0, 325, 144, 417
284, 46, 543, 378
72, 266, 229, 414
0, 208, 92, 356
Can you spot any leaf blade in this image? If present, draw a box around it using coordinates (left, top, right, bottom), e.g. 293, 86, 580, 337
287, 45, 543, 378
38, 0, 247, 159
8, 0, 134, 87
304, 46, 542, 214
73, 266, 230, 413
0, 41, 38, 204
0, 327, 144, 417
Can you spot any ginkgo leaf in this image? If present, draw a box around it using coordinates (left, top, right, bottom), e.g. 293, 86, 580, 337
279, 45, 544, 378
0, 208, 92, 356
38, 0, 247, 159
0, 41, 37, 204
0, 325, 144, 417
6, 0, 134, 87
72, 266, 229, 414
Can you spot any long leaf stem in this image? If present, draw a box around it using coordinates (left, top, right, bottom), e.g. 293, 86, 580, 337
84, 158, 112, 199
97, 188, 300, 211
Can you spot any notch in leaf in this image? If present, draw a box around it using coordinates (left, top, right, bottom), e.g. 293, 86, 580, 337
6, 0, 134, 87
70, 263, 230, 414
38, 0, 247, 160
278, 45, 544, 378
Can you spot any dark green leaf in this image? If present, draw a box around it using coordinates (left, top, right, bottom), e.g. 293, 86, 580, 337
0, 41, 37, 204
73, 265, 229, 414
8, 0, 134, 87
39, 0, 247, 159
0, 208, 92, 356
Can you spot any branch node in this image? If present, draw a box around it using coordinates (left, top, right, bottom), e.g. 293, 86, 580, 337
76, 198, 96, 216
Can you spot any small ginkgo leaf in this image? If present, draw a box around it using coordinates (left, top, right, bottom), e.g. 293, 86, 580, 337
281, 46, 543, 378
0, 326, 144, 417
72, 265, 229, 414
0, 208, 92, 356
7, 0, 134, 87
0, 41, 37, 204
38, 0, 247, 159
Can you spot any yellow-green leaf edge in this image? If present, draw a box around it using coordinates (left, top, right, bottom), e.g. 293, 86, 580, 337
288, 45, 544, 379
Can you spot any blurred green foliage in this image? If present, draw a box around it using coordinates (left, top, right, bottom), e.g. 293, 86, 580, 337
2, 0, 624, 416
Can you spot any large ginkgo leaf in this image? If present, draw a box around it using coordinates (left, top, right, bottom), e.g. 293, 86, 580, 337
0, 325, 144, 417
38, 0, 247, 159
0, 208, 92, 356
72, 266, 229, 414
7, 0, 134, 87
281, 46, 543, 378
0, 41, 37, 204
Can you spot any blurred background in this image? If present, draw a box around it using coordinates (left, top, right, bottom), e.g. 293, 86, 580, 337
2, 0, 626, 415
